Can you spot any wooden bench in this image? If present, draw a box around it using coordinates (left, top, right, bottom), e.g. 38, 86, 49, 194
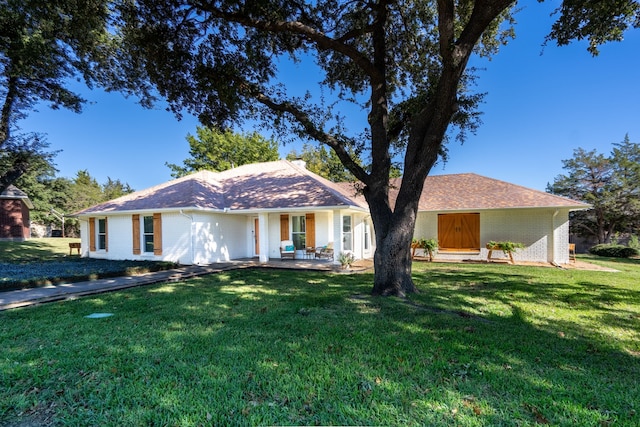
69, 242, 81, 255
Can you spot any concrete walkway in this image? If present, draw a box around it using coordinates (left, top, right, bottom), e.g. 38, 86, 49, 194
0, 258, 357, 312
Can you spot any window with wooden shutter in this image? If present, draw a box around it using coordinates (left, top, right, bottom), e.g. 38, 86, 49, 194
89, 217, 96, 251
132, 214, 141, 254
280, 214, 289, 241
305, 213, 315, 248
438, 213, 480, 251
99, 218, 108, 252
153, 213, 162, 255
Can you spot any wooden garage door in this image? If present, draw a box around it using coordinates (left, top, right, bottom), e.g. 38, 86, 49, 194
438, 213, 480, 251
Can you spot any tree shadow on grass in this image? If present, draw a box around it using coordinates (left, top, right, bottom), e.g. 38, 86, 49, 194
410, 264, 640, 347
0, 240, 69, 263
2, 268, 639, 426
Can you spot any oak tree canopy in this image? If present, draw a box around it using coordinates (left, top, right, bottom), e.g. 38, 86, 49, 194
117, 0, 639, 295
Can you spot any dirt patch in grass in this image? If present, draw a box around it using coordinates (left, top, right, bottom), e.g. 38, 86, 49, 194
413, 257, 618, 272
561, 260, 619, 271
3, 402, 56, 427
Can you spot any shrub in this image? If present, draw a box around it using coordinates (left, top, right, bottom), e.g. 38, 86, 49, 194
338, 251, 355, 268
411, 238, 438, 261
486, 241, 525, 254
588, 244, 639, 258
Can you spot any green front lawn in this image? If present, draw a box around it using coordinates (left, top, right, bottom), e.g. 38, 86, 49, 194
1, 260, 639, 426
0, 238, 80, 263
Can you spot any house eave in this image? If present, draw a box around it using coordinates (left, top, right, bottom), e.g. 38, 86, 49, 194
72, 206, 224, 218
224, 205, 368, 214
0, 195, 34, 209
418, 204, 591, 213
73, 204, 368, 218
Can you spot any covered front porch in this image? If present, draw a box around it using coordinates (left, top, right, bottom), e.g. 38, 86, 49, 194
244, 208, 374, 263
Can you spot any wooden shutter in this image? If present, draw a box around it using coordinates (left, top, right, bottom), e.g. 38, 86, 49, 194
280, 214, 289, 241
104, 218, 108, 252
89, 217, 96, 251
153, 213, 162, 255
132, 214, 140, 254
305, 213, 315, 248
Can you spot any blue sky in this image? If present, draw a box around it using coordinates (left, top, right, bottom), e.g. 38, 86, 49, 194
19, 1, 640, 193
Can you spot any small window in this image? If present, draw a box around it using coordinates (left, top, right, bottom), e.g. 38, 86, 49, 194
342, 216, 352, 251
291, 215, 306, 249
98, 219, 107, 250
364, 219, 371, 251
143, 215, 154, 253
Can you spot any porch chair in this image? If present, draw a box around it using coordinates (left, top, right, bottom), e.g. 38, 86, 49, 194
315, 242, 334, 260
280, 240, 296, 260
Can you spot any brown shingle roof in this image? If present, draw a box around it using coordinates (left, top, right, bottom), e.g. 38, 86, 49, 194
75, 164, 588, 216
74, 170, 225, 214
74, 161, 366, 215
216, 161, 368, 210
391, 173, 588, 211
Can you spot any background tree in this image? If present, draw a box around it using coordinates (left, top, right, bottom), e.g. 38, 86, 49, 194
548, 135, 640, 243
103, 177, 134, 201
286, 143, 401, 182
167, 127, 280, 177
547, 148, 615, 243
17, 168, 134, 237
610, 134, 640, 234
117, 1, 639, 296
0, 0, 145, 193
74, 172, 134, 234
286, 143, 358, 182
66, 170, 105, 216
545, 0, 640, 55
0, 133, 57, 192
13, 150, 69, 229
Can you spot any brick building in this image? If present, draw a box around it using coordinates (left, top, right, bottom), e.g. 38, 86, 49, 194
0, 185, 33, 240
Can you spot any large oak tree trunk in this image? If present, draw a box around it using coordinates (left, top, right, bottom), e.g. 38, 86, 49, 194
366, 169, 428, 297
371, 212, 418, 296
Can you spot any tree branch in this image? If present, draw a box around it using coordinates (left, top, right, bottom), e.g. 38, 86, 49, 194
0, 74, 18, 147
367, 0, 392, 184
196, 3, 382, 81
437, 0, 455, 63
252, 90, 369, 184
336, 24, 374, 44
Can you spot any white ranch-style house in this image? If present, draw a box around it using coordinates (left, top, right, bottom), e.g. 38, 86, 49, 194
74, 160, 588, 265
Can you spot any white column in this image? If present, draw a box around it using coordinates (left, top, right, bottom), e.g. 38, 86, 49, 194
259, 213, 269, 263
332, 209, 342, 263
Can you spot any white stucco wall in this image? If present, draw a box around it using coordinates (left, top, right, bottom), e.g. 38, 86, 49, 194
314, 211, 334, 249
80, 213, 194, 264
414, 208, 572, 264
346, 212, 373, 260
552, 210, 570, 264
267, 212, 281, 259
81, 207, 377, 264
79, 219, 90, 258
191, 212, 248, 263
